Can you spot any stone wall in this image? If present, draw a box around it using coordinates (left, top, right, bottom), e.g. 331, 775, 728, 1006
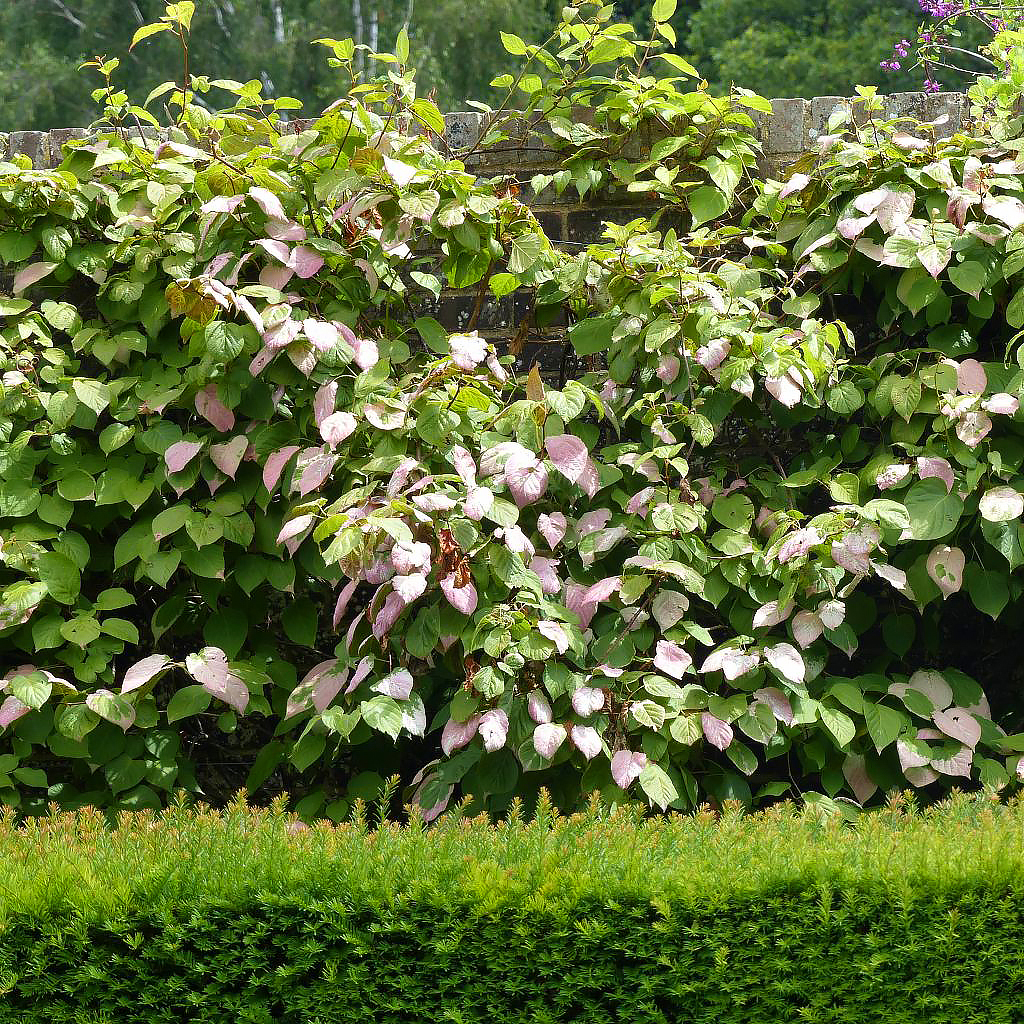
1, 92, 970, 375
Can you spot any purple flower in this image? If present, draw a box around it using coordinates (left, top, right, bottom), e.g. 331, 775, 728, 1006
923, 77, 941, 94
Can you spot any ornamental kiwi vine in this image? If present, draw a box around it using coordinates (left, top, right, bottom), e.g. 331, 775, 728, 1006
1, 1, 1024, 820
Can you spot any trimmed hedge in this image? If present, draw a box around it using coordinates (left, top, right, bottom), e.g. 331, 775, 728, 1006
1, 796, 1023, 1022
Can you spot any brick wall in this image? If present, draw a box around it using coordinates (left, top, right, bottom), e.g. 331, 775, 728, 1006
1, 92, 969, 376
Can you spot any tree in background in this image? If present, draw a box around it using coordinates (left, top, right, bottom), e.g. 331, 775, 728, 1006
0, 0, 560, 128
0, 1, 985, 130
682, 0, 960, 97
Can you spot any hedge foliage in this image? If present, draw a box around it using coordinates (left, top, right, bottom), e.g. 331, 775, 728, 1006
4, 0, 1024, 819
1, 796, 1023, 1022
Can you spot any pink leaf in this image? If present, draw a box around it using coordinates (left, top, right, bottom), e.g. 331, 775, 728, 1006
479, 709, 510, 753
262, 445, 300, 494
201, 195, 244, 215
440, 573, 477, 615
277, 514, 315, 547
186, 647, 248, 713
165, 440, 204, 474
956, 358, 987, 395
916, 456, 954, 493
209, 436, 248, 479
450, 446, 478, 485
332, 580, 359, 629
695, 339, 730, 372
352, 337, 379, 370
313, 381, 338, 426
925, 545, 965, 598
765, 372, 802, 408
450, 332, 487, 370
390, 542, 432, 575
372, 592, 406, 639
792, 610, 823, 648
373, 668, 414, 700
611, 750, 648, 789
528, 690, 553, 724
266, 218, 306, 242
506, 459, 549, 508
932, 707, 982, 748
529, 556, 562, 595
320, 412, 357, 447
257, 237, 291, 265
85, 689, 136, 731
906, 670, 953, 710
537, 620, 570, 654
657, 355, 680, 383
931, 746, 973, 778
121, 654, 172, 694
701, 712, 733, 750
700, 647, 760, 681
752, 599, 794, 629
983, 393, 1019, 416
13, 261, 58, 294
843, 754, 877, 804
393, 573, 427, 604
777, 527, 821, 564
753, 686, 794, 726
195, 385, 235, 432
653, 640, 692, 679
583, 576, 621, 605
764, 642, 805, 684
779, 172, 810, 198
293, 447, 337, 496
955, 411, 992, 448
652, 591, 689, 632
0, 695, 31, 730
249, 186, 287, 221
979, 486, 1024, 522
442, 714, 479, 756
365, 403, 406, 431
545, 435, 589, 483
260, 264, 294, 290
291, 246, 324, 279
876, 463, 910, 490
304, 319, 340, 352
571, 686, 604, 716
533, 722, 567, 759
570, 724, 601, 760
982, 193, 1024, 229
538, 512, 567, 549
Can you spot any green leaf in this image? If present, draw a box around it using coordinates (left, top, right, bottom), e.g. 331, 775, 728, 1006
652, 0, 677, 22
72, 379, 111, 415
9, 671, 52, 710
203, 321, 250, 362
904, 478, 963, 541
360, 695, 404, 739
60, 616, 101, 647
569, 316, 615, 356
818, 705, 856, 748
687, 185, 729, 227
965, 564, 1010, 620
891, 376, 922, 421
37, 551, 81, 605
282, 597, 318, 647
500, 31, 527, 55
507, 232, 544, 274
130, 22, 172, 48
711, 493, 753, 531
638, 763, 678, 809
863, 702, 905, 752
166, 685, 212, 723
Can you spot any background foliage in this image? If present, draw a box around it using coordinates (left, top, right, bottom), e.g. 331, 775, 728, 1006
2, 796, 1023, 1023
0, 0, 958, 131
3, 1, 1024, 820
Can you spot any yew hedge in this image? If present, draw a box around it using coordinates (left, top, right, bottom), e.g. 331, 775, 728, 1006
2, 1, 1024, 818
1, 796, 1023, 1022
